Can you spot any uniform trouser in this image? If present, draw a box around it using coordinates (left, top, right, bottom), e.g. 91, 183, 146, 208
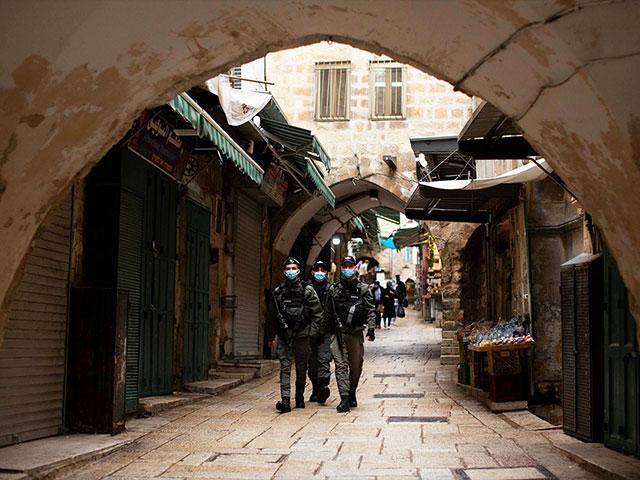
330, 330, 365, 398
307, 333, 332, 389
276, 335, 310, 399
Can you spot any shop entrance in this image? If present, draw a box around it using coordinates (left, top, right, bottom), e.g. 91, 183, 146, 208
183, 201, 211, 383
604, 251, 640, 455
137, 162, 177, 397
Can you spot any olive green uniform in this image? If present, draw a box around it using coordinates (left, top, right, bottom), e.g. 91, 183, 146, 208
307, 281, 332, 395
321, 278, 376, 398
271, 279, 323, 401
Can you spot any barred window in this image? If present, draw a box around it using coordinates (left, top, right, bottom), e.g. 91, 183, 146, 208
370, 61, 406, 119
315, 61, 350, 120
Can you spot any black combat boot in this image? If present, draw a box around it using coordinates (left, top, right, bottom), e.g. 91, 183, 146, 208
349, 391, 358, 407
316, 378, 330, 404
295, 394, 305, 409
336, 396, 350, 413
309, 381, 318, 402
276, 398, 291, 413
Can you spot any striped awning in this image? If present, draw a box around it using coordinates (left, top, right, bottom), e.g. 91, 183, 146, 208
168, 93, 264, 185
306, 160, 336, 208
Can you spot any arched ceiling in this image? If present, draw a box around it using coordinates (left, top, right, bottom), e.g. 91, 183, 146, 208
1, 1, 640, 331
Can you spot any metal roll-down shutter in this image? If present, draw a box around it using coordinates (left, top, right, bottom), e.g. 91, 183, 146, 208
233, 193, 262, 359
0, 197, 72, 446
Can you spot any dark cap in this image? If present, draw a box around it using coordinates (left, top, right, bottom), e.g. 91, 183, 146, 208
312, 260, 327, 270
341, 255, 357, 266
284, 257, 301, 268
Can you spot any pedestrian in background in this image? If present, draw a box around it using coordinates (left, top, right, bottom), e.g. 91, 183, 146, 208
382, 281, 396, 329
371, 280, 383, 329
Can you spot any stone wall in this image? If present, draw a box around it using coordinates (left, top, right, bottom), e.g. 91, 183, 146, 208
265, 42, 474, 194
427, 222, 477, 365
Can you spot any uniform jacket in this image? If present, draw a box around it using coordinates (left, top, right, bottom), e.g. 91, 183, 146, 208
321, 277, 376, 335
267, 279, 323, 341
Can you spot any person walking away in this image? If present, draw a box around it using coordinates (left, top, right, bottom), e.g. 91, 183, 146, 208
382, 281, 396, 329
371, 280, 383, 329
322, 256, 376, 412
395, 274, 407, 307
394, 275, 407, 325
268, 257, 323, 413
307, 260, 332, 404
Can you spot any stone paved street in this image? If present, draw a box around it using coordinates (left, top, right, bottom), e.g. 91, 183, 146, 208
51, 311, 604, 480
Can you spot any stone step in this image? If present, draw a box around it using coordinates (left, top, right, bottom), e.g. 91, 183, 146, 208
440, 354, 460, 365
214, 359, 279, 377
209, 370, 256, 382
138, 393, 208, 416
184, 378, 243, 395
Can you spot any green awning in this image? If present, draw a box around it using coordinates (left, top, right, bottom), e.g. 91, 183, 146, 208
312, 137, 332, 172
259, 118, 332, 171
258, 116, 335, 207
306, 158, 336, 208
168, 93, 264, 185
392, 225, 431, 249
351, 216, 366, 232
373, 207, 400, 224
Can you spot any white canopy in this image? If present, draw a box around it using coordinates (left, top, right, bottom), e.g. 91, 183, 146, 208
419, 159, 551, 191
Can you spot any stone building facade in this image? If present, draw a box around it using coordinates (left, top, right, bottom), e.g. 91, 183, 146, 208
263, 42, 475, 188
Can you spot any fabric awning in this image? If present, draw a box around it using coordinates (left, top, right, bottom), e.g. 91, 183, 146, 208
306, 160, 336, 208
420, 159, 551, 191
168, 93, 264, 185
258, 116, 336, 207
405, 160, 550, 223
392, 225, 431, 249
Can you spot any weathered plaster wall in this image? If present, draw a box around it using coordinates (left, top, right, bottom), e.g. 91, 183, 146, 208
527, 178, 584, 402
1, 1, 640, 342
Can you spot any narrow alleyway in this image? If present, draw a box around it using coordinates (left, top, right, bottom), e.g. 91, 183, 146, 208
51, 311, 602, 480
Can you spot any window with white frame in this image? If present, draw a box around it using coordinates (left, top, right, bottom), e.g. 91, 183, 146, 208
370, 61, 406, 119
315, 61, 350, 120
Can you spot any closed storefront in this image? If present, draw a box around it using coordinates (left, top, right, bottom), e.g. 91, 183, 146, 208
0, 197, 72, 447
183, 201, 211, 382
233, 192, 262, 359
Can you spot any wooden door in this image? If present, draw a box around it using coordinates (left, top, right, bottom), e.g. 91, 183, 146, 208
183, 201, 211, 383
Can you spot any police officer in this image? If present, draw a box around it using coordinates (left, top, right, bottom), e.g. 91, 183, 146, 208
269, 257, 323, 413
307, 260, 332, 404
322, 256, 376, 412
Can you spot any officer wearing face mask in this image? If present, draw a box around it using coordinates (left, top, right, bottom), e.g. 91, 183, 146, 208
321, 256, 376, 412
307, 260, 332, 404
269, 257, 323, 413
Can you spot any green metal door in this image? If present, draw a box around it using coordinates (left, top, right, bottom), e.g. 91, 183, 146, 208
604, 250, 639, 455
138, 167, 177, 397
183, 201, 211, 383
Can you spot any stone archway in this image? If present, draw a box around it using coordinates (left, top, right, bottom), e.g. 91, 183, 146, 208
273, 175, 407, 261
2, 1, 640, 337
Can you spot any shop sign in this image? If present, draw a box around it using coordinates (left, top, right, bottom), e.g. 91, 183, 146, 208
260, 165, 288, 206
128, 110, 185, 176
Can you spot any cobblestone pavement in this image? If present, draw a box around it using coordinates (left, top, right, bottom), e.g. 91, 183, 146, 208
53, 311, 602, 480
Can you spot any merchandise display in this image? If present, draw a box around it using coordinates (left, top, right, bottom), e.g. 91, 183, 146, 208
457, 314, 534, 348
